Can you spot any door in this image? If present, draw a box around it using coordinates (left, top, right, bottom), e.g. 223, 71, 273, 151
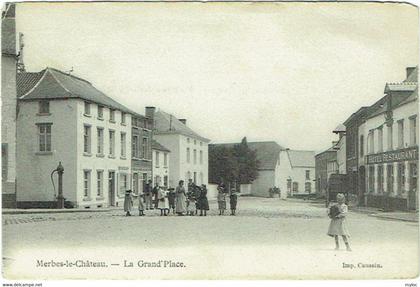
108, 171, 115, 206
409, 162, 418, 210
358, 167, 365, 206
133, 173, 139, 194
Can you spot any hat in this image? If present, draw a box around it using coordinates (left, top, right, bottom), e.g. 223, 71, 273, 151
336, 193, 345, 202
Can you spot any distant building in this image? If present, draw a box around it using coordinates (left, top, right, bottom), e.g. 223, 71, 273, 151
1, 3, 17, 207
361, 67, 418, 210
16, 67, 144, 208
152, 139, 170, 187
151, 109, 210, 188
315, 146, 337, 197
333, 124, 346, 174
278, 149, 315, 197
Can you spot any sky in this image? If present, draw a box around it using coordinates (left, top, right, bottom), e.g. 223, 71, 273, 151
15, 1, 418, 152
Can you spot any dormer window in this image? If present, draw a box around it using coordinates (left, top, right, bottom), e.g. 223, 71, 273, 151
84, 101, 91, 116
38, 101, 50, 115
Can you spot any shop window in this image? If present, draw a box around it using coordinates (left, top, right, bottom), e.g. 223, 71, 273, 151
368, 166, 375, 193
397, 163, 405, 195
305, 182, 311, 193
377, 165, 383, 193
386, 164, 394, 194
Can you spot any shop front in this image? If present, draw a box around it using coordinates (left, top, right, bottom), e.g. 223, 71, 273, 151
365, 146, 418, 211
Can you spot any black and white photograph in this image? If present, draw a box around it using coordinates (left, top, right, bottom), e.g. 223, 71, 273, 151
1, 0, 419, 283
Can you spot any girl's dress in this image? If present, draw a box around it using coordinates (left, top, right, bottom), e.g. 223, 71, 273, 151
230, 192, 238, 210
158, 189, 170, 210
138, 193, 145, 211
175, 186, 187, 213
199, 188, 209, 210
327, 203, 350, 237
187, 191, 196, 213
124, 192, 133, 213
217, 192, 226, 210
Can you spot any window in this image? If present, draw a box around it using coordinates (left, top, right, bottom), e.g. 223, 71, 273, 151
409, 116, 417, 146
305, 182, 311, 193
38, 124, 52, 152
193, 172, 197, 184
193, 149, 197, 164
132, 135, 139, 158
186, 148, 190, 163
121, 112, 126, 125
83, 170, 91, 197
305, 170, 310, 180
377, 127, 383, 152
83, 125, 91, 154
97, 128, 104, 155
133, 173, 139, 193
194, 140, 196, 145
110, 109, 115, 122
398, 120, 404, 148
98, 106, 104, 119
186, 171, 191, 181
377, 165, 383, 193
120, 132, 126, 157
164, 153, 168, 167
200, 172, 203, 185
200, 142, 202, 146
155, 151, 160, 167
397, 163, 405, 194
109, 130, 115, 156
84, 101, 91, 115
387, 164, 394, 194
360, 135, 364, 157
368, 130, 374, 154
164, 175, 168, 187
39, 101, 49, 114
387, 125, 393, 151
142, 137, 148, 159
199, 150, 203, 164
97, 171, 103, 196
187, 138, 190, 143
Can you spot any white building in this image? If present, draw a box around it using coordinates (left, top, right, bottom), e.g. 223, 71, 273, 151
150, 109, 210, 188
152, 140, 170, 187
333, 124, 347, 174
361, 67, 418, 210
16, 67, 140, 208
279, 149, 316, 197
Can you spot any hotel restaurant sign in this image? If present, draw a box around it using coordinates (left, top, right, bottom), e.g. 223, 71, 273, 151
366, 147, 418, 165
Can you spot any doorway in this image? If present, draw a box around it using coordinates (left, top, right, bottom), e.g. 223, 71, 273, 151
108, 171, 116, 206
408, 162, 418, 210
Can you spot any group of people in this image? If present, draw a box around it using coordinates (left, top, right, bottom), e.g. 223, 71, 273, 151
123, 179, 238, 217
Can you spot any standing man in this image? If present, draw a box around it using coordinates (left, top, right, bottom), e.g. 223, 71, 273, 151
152, 182, 160, 209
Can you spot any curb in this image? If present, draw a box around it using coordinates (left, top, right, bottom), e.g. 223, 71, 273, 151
2, 208, 113, 215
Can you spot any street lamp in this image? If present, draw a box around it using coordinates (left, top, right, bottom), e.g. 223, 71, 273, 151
51, 162, 65, 209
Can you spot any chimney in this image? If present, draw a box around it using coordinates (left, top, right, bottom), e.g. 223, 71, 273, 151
145, 106, 155, 119
179, 119, 187, 125
406, 67, 416, 80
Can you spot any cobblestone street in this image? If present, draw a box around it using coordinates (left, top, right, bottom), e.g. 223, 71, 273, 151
2, 197, 418, 279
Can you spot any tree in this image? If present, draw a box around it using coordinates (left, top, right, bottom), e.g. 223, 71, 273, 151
209, 137, 259, 188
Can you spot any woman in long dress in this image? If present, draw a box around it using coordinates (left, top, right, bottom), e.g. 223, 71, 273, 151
175, 180, 187, 215
199, 184, 209, 216
123, 190, 134, 216
327, 193, 351, 251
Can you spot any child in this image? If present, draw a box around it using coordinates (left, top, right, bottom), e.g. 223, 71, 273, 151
123, 190, 134, 216
186, 186, 196, 216
327, 193, 351, 251
199, 184, 209, 216
158, 186, 170, 216
138, 192, 145, 216
229, 188, 238, 216
168, 187, 176, 214
217, 185, 226, 216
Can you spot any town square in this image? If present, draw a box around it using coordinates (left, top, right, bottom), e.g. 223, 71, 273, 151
1, 1, 419, 281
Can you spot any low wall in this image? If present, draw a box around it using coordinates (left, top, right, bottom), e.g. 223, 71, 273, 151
365, 194, 408, 211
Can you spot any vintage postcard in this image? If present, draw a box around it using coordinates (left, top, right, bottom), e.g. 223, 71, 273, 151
1, 0, 419, 283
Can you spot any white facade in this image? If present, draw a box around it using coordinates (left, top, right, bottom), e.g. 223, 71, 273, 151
278, 150, 315, 197
361, 96, 418, 209
153, 134, 209, 188
152, 147, 170, 187
17, 99, 132, 208
336, 135, 347, 174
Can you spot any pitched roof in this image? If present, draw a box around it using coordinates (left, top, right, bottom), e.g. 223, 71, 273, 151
333, 124, 346, 133
384, 82, 417, 93
153, 109, 210, 142
315, 146, 336, 157
286, 150, 315, 168
17, 67, 143, 117
152, 140, 170, 152
2, 4, 16, 56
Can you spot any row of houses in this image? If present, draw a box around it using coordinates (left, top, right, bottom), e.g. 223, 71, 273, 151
1, 4, 210, 208
315, 66, 418, 211
209, 141, 316, 198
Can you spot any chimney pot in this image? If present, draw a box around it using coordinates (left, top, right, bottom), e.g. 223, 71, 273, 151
406, 67, 416, 80
145, 106, 156, 119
